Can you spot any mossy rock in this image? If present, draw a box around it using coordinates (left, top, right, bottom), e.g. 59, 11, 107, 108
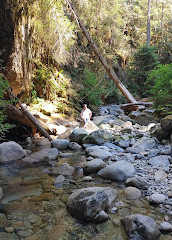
161, 115, 172, 132
150, 126, 169, 141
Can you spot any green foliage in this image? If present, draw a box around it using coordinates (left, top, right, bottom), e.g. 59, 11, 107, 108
32, 61, 68, 101
147, 63, 172, 114
33, 0, 76, 64
0, 75, 14, 140
79, 69, 103, 107
127, 45, 159, 97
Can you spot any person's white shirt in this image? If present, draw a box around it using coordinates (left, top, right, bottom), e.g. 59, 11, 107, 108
81, 108, 92, 119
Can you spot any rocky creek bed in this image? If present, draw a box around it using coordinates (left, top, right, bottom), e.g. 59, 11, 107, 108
0, 104, 172, 240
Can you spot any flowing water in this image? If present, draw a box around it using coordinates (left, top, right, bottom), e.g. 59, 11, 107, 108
0, 148, 171, 240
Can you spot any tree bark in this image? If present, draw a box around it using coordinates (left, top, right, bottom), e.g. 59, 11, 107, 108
147, 0, 151, 46
66, 0, 137, 103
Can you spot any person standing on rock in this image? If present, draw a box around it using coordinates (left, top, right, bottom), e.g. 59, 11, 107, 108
81, 104, 92, 126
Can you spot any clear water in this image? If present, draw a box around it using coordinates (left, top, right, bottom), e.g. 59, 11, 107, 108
0, 149, 171, 240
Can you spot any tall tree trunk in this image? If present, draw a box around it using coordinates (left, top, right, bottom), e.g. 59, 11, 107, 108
147, 0, 151, 46
161, 2, 164, 42
66, 0, 137, 103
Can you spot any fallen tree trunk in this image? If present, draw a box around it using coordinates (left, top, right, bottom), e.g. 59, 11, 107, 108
19, 103, 53, 141
66, 0, 137, 103
120, 102, 153, 112
5, 104, 53, 140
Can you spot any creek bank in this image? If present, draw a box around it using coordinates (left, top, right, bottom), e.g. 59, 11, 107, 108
0, 104, 172, 239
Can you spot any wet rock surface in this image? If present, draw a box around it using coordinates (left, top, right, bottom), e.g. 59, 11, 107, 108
121, 214, 161, 240
0, 104, 172, 240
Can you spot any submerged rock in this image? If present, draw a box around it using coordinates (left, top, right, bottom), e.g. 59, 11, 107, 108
0, 232, 19, 240
53, 163, 75, 176
0, 141, 26, 163
22, 148, 59, 163
98, 160, 135, 181
124, 187, 141, 200
67, 187, 117, 222
121, 214, 160, 240
54, 175, 65, 185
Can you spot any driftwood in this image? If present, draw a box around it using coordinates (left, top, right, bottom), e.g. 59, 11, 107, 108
120, 102, 153, 112
67, 0, 137, 104
5, 104, 53, 140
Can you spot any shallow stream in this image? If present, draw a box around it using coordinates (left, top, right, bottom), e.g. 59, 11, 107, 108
0, 148, 171, 240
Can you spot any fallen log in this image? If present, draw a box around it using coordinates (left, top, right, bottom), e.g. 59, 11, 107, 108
5, 104, 53, 140
120, 102, 153, 112
19, 103, 53, 141
66, 0, 137, 104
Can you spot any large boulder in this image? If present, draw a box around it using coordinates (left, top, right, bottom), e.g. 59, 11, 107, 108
150, 125, 169, 141
69, 128, 88, 144
121, 214, 161, 240
126, 137, 157, 154
0, 141, 26, 163
161, 115, 172, 132
51, 139, 69, 150
67, 187, 117, 222
98, 161, 135, 181
83, 158, 106, 174
22, 148, 59, 163
135, 112, 154, 126
149, 155, 170, 167
82, 130, 113, 145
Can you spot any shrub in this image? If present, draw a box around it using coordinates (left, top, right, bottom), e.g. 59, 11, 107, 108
127, 45, 159, 97
0, 75, 15, 139
147, 63, 172, 114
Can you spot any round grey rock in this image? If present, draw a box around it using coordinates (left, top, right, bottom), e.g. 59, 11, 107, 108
124, 187, 141, 200
83, 158, 106, 174
51, 139, 69, 150
149, 193, 166, 204
98, 160, 135, 181
0, 141, 26, 163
